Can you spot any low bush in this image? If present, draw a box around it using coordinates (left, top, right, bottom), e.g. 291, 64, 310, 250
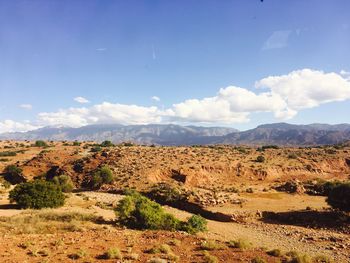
90, 165, 114, 188
52, 174, 74, 193
203, 251, 218, 263
34, 140, 48, 147
285, 251, 312, 263
183, 214, 207, 234
116, 191, 207, 233
326, 182, 350, 212
100, 140, 114, 147
9, 180, 65, 209
256, 155, 265, 163
72, 141, 81, 146
200, 240, 224, 251
116, 191, 180, 230
228, 238, 251, 250
104, 247, 122, 259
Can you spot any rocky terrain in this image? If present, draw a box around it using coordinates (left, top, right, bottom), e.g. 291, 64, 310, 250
0, 140, 349, 262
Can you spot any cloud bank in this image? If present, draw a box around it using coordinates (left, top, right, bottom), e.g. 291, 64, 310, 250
1, 69, 350, 133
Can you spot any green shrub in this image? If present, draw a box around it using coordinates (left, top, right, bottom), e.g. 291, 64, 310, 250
116, 191, 207, 233
90, 145, 102, 152
90, 165, 114, 188
100, 140, 114, 147
2, 165, 26, 184
9, 180, 65, 209
34, 140, 48, 147
326, 182, 350, 211
256, 155, 265, 163
116, 192, 180, 231
72, 141, 81, 146
184, 214, 207, 234
119, 193, 179, 230
52, 175, 74, 193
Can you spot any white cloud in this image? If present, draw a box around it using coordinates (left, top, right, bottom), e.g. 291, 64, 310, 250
74, 96, 90, 104
263, 30, 291, 50
19, 104, 32, 110
0, 120, 40, 133
96, 48, 107, 51
2, 69, 350, 133
37, 103, 167, 127
256, 69, 350, 111
151, 96, 160, 102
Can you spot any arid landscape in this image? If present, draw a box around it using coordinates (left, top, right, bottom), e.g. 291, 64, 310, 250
0, 140, 349, 262
2, 1, 350, 262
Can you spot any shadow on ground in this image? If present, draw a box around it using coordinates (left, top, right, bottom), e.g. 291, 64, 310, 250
0, 204, 19, 209
261, 210, 350, 234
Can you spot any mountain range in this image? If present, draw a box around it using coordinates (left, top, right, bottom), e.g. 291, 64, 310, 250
1, 123, 350, 146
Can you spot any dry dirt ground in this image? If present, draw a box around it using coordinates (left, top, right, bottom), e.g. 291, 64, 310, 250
0, 141, 350, 262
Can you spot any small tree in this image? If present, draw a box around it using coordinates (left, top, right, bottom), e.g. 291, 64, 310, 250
326, 182, 350, 212
9, 180, 65, 209
91, 165, 114, 188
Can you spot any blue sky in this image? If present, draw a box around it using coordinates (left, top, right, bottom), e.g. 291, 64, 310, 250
0, 0, 350, 132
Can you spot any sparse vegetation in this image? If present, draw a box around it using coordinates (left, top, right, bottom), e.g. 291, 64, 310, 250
104, 247, 122, 259
200, 240, 224, 251
228, 238, 251, 250
203, 251, 218, 263
9, 180, 65, 209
